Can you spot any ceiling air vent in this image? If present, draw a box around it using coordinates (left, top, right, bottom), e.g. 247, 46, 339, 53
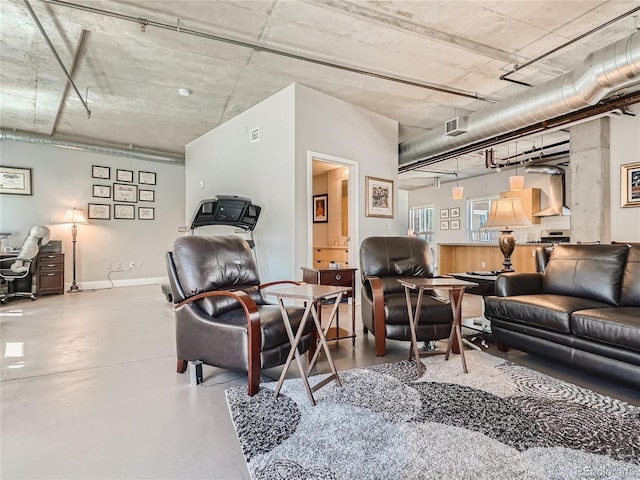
444, 117, 467, 136
250, 127, 259, 143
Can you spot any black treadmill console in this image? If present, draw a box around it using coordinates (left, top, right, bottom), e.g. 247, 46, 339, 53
189, 196, 261, 231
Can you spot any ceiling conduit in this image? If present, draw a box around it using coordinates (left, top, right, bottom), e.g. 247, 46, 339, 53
399, 31, 640, 169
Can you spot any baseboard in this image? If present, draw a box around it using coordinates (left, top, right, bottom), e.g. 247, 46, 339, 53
70, 276, 168, 290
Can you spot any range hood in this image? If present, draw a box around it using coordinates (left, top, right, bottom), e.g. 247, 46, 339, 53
524, 165, 570, 216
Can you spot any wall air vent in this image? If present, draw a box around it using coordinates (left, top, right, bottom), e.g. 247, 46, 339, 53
444, 116, 468, 136
250, 127, 259, 143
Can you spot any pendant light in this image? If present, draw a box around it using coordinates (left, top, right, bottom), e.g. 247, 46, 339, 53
451, 158, 463, 200
509, 141, 524, 191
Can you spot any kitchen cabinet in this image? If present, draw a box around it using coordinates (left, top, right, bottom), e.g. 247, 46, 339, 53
312, 247, 349, 269
438, 243, 541, 274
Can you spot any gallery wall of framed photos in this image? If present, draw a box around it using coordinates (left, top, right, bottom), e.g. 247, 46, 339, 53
89, 165, 155, 221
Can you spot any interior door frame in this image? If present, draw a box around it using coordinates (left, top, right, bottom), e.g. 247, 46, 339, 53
307, 151, 359, 271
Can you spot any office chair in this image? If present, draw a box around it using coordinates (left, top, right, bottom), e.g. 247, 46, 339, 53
0, 226, 51, 304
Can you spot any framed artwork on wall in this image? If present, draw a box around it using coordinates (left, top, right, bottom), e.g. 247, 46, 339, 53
450, 219, 460, 230
114, 204, 135, 219
92, 165, 110, 179
138, 207, 155, 220
365, 176, 393, 218
621, 162, 640, 208
0, 166, 32, 195
440, 208, 449, 219
139, 189, 155, 202
116, 169, 134, 182
440, 220, 449, 230
113, 183, 138, 202
88, 203, 111, 220
450, 207, 460, 218
138, 171, 156, 185
92, 184, 111, 198
313, 194, 328, 223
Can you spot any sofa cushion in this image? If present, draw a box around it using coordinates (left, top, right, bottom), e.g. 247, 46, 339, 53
620, 245, 640, 307
484, 294, 611, 333
542, 245, 629, 305
571, 308, 640, 353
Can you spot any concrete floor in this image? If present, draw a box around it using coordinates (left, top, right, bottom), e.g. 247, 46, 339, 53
1, 285, 638, 479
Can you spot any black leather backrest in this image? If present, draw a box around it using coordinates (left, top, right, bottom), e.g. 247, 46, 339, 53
534, 246, 553, 272
171, 235, 263, 316
360, 236, 433, 293
543, 244, 629, 305
620, 245, 640, 307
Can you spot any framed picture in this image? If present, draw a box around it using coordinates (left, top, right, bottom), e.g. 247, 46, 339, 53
92, 184, 111, 198
450, 219, 461, 230
313, 194, 328, 223
139, 171, 156, 185
0, 166, 32, 195
440, 208, 449, 219
450, 207, 460, 218
92, 165, 110, 179
113, 183, 138, 202
621, 162, 640, 208
138, 206, 155, 220
139, 189, 155, 202
440, 220, 449, 230
114, 204, 135, 219
365, 176, 394, 218
87, 203, 111, 220
116, 169, 134, 182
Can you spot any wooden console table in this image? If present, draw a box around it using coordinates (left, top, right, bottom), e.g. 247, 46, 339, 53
301, 267, 357, 346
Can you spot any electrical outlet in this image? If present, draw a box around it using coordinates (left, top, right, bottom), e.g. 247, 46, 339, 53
114, 262, 121, 270
129, 261, 135, 269
137, 261, 143, 268
481, 261, 486, 268
105, 262, 111, 270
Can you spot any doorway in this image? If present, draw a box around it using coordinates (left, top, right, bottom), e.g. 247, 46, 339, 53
307, 151, 359, 270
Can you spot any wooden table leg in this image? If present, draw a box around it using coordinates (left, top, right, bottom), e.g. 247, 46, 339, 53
404, 286, 424, 377
444, 288, 468, 373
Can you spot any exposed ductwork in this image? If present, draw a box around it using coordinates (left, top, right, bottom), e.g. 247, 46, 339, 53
399, 31, 640, 167
524, 165, 570, 216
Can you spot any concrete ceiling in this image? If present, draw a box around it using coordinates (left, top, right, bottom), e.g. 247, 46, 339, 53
1, 0, 639, 189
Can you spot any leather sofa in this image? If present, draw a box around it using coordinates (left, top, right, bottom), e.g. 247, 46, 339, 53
484, 244, 640, 389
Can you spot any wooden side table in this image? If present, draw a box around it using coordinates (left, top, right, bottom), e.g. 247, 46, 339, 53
36, 253, 65, 296
301, 267, 357, 346
267, 284, 349, 406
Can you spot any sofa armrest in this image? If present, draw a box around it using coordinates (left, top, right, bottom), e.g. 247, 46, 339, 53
495, 272, 543, 297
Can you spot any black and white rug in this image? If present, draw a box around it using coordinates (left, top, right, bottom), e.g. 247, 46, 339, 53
225, 351, 640, 480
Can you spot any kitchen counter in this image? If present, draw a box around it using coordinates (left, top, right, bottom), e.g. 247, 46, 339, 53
438, 243, 542, 274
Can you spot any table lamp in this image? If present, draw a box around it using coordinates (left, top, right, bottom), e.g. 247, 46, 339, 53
63, 207, 88, 292
481, 198, 531, 272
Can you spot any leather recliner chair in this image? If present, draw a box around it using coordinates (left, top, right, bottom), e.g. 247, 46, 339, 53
359, 236, 453, 357
166, 235, 316, 396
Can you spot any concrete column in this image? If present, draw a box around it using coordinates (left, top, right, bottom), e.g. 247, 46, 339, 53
569, 117, 611, 243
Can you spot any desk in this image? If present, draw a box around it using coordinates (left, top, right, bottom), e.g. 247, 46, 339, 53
398, 277, 478, 376
301, 267, 357, 346
268, 284, 349, 406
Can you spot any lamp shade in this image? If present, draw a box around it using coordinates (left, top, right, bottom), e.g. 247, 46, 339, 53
63, 208, 88, 225
481, 198, 531, 230
451, 186, 464, 200
509, 175, 525, 191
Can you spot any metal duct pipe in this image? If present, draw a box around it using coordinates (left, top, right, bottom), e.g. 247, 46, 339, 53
0, 130, 185, 164
399, 31, 640, 167
524, 165, 564, 175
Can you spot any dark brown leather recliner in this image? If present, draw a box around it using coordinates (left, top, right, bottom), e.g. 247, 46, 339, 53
359, 236, 453, 357
165, 235, 315, 396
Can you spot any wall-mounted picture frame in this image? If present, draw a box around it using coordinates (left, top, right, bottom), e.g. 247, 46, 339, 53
450, 207, 460, 218
88, 203, 111, 220
92, 165, 110, 179
116, 169, 134, 182
113, 183, 138, 203
0, 166, 32, 195
92, 184, 111, 198
621, 162, 640, 208
138, 171, 156, 185
440, 208, 449, 219
138, 206, 155, 220
139, 189, 155, 202
114, 204, 135, 219
440, 220, 449, 230
450, 219, 461, 230
313, 194, 328, 223
365, 176, 393, 218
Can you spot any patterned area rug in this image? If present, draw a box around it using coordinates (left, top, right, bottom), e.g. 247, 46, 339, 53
225, 351, 640, 480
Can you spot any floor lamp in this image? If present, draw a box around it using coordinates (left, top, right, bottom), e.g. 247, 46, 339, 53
481, 198, 531, 272
63, 208, 88, 293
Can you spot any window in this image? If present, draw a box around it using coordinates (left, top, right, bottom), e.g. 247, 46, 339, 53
467, 195, 499, 243
409, 205, 435, 245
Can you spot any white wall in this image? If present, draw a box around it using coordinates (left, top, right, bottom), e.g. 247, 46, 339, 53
610, 104, 640, 242
0, 140, 185, 289
186, 83, 399, 282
